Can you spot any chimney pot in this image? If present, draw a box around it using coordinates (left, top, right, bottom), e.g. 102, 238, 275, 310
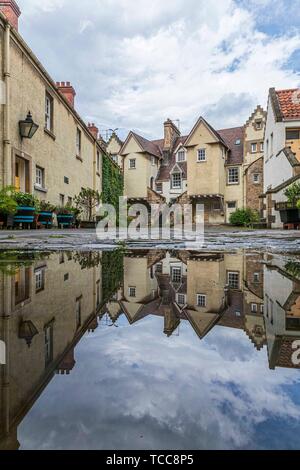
0, 0, 21, 30
56, 81, 76, 107
88, 122, 99, 139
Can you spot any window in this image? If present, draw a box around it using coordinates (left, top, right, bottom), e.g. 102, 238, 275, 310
36, 166, 44, 188
251, 143, 257, 153
197, 149, 206, 162
213, 201, 221, 210
235, 311, 241, 317
44, 323, 53, 368
45, 93, 53, 131
64, 176, 69, 185
270, 133, 274, 156
76, 128, 82, 156
228, 272, 240, 290
156, 182, 163, 193
266, 139, 269, 158
197, 294, 207, 308
96, 280, 101, 307
235, 139, 241, 145
251, 303, 258, 313
67, 196, 72, 206
171, 267, 182, 283
227, 201, 236, 209
177, 294, 186, 306
151, 156, 156, 166
286, 129, 300, 140
254, 272, 260, 283
260, 142, 264, 152
260, 304, 264, 314
111, 154, 118, 164
177, 150, 186, 162
156, 263, 163, 274
64, 273, 69, 282
171, 172, 182, 189
76, 297, 82, 328
35, 269, 45, 293
129, 287, 136, 298
97, 151, 101, 172
255, 120, 262, 130
228, 167, 239, 184
129, 159, 136, 169
59, 194, 65, 207
253, 173, 260, 184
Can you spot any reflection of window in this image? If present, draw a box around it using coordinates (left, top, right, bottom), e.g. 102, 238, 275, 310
171, 172, 182, 189
228, 167, 239, 184
260, 142, 264, 152
44, 323, 53, 368
177, 294, 186, 306
197, 294, 207, 308
156, 263, 163, 274
253, 173, 260, 184
76, 297, 82, 328
260, 304, 264, 314
156, 182, 163, 193
171, 267, 182, 283
251, 143, 257, 153
228, 272, 240, 290
254, 272, 260, 282
129, 287, 136, 298
35, 269, 45, 293
96, 280, 101, 306
251, 303, 258, 313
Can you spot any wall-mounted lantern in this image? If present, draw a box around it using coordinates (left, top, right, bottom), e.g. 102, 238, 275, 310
19, 320, 39, 348
19, 111, 39, 139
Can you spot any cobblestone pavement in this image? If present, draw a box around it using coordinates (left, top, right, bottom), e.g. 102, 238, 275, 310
0, 227, 300, 253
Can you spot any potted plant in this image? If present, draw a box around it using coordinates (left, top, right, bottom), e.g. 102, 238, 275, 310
277, 183, 300, 224
0, 186, 18, 228
55, 204, 76, 228
38, 201, 56, 228
13, 192, 39, 228
74, 187, 102, 229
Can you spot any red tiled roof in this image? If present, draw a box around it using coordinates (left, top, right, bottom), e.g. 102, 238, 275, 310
276, 88, 300, 120
218, 127, 244, 165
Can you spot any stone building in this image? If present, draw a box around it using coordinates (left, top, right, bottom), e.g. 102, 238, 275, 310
0, 1, 103, 212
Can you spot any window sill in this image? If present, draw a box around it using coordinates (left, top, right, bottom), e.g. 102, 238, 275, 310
197, 160, 207, 163
227, 182, 240, 186
76, 155, 83, 162
34, 184, 48, 193
44, 128, 56, 140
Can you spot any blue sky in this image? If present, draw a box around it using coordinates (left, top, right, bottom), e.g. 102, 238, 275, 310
16, 0, 300, 140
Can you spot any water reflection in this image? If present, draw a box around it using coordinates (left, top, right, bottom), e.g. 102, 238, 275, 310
0, 249, 300, 450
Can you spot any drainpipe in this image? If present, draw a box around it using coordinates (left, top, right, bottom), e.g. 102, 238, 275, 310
3, 23, 11, 188
92, 142, 97, 218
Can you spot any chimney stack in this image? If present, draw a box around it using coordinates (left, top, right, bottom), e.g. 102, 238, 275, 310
0, 0, 21, 30
87, 123, 99, 139
163, 119, 180, 151
56, 81, 76, 107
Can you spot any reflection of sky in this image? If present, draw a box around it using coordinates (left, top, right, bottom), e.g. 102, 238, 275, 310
19, 316, 300, 450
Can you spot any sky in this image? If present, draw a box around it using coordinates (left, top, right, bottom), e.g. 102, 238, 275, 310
16, 0, 300, 140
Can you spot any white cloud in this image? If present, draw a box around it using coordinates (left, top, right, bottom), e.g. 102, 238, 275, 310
16, 0, 300, 138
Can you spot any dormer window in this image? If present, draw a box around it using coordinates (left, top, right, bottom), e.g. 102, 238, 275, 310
177, 149, 186, 162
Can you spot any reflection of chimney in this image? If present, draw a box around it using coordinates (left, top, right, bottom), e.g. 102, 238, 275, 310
56, 349, 76, 375
0, 0, 21, 30
88, 123, 99, 139
163, 119, 180, 151
56, 81, 76, 107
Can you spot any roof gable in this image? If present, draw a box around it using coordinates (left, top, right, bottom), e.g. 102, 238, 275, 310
120, 132, 145, 155
184, 116, 228, 148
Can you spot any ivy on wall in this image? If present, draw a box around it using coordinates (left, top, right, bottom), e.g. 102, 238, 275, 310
101, 249, 124, 301
102, 155, 123, 210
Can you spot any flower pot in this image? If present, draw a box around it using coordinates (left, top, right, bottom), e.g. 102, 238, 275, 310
57, 214, 74, 228
14, 206, 35, 228
38, 211, 53, 228
279, 209, 300, 224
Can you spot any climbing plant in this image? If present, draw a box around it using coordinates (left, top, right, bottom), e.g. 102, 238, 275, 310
102, 155, 123, 212
101, 249, 124, 301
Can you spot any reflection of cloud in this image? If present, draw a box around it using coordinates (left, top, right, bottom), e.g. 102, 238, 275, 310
16, 0, 300, 137
19, 317, 300, 450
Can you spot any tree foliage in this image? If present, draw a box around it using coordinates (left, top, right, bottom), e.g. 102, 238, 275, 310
102, 155, 123, 211
74, 187, 101, 222
284, 183, 300, 206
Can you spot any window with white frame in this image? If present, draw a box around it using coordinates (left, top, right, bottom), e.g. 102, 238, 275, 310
35, 269, 45, 292
177, 150, 186, 162
228, 272, 240, 290
171, 172, 182, 189
156, 182, 163, 193
96, 280, 101, 306
76, 128, 81, 156
260, 304, 264, 314
151, 156, 156, 166
97, 151, 101, 172
129, 159, 136, 169
260, 142, 264, 152
36, 166, 44, 188
255, 120, 262, 130
197, 294, 207, 308
235, 139, 241, 145
171, 267, 182, 283
111, 154, 118, 164
76, 297, 82, 328
197, 149, 206, 162
251, 143, 257, 153
253, 173, 260, 184
129, 287, 136, 298
251, 303, 258, 313
254, 272, 260, 283
177, 293, 186, 306
155, 263, 163, 274
228, 167, 239, 184
45, 93, 53, 131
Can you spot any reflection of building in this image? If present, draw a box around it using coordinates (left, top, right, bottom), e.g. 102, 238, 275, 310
0, 253, 102, 450
264, 256, 300, 369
